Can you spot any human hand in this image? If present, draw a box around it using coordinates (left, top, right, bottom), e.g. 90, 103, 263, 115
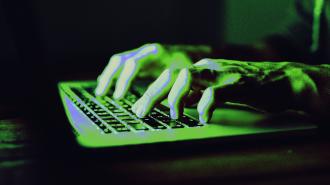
95, 43, 211, 99
131, 59, 321, 123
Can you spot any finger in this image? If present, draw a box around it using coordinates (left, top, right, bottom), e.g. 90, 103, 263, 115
112, 44, 163, 99
133, 43, 162, 60
197, 87, 216, 124
95, 43, 161, 96
168, 68, 191, 119
95, 55, 124, 96
131, 97, 143, 113
113, 58, 138, 99
132, 69, 175, 118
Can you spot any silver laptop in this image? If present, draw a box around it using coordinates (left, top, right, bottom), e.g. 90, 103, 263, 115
58, 81, 317, 148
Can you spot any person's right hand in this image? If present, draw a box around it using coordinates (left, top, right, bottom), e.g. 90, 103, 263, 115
131, 59, 326, 123
95, 43, 211, 99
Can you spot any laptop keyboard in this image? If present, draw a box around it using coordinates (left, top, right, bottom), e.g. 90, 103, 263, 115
66, 87, 204, 134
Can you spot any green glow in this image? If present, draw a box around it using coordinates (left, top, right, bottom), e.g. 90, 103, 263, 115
216, 73, 242, 87
285, 68, 318, 96
58, 81, 317, 148
311, 0, 324, 52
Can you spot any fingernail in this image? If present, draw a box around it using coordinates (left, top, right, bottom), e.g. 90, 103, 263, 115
131, 103, 138, 113
132, 98, 144, 112
113, 90, 121, 99
94, 86, 103, 96
170, 108, 178, 119
131, 105, 137, 114
199, 115, 207, 124
136, 107, 144, 118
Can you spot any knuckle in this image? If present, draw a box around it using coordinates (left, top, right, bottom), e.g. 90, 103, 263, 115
125, 58, 137, 66
179, 68, 191, 79
194, 58, 216, 68
148, 43, 163, 50
148, 43, 165, 55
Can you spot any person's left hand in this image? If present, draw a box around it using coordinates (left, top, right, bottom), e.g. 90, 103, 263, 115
131, 59, 320, 123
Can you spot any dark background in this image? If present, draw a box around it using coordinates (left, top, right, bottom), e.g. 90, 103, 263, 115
0, 0, 296, 106
0, 0, 223, 105
2, 1, 330, 185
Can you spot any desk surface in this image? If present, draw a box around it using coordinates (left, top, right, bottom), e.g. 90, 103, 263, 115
1, 113, 330, 185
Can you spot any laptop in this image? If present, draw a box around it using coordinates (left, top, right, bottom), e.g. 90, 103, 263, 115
58, 80, 317, 148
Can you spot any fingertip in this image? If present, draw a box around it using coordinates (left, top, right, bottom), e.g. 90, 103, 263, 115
113, 89, 124, 99
113, 81, 128, 100
199, 114, 209, 124
199, 115, 206, 124
135, 106, 144, 118
197, 87, 214, 113
132, 98, 141, 113
94, 85, 105, 96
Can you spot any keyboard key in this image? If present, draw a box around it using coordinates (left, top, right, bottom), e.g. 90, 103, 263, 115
179, 116, 203, 127
109, 123, 125, 128
103, 118, 118, 124
112, 109, 124, 113
126, 108, 134, 114
125, 119, 141, 124
122, 104, 130, 108
150, 111, 159, 116
96, 111, 110, 116
142, 117, 167, 130
156, 105, 170, 115
106, 106, 116, 111
93, 108, 105, 113
70, 87, 206, 134
84, 87, 96, 95
160, 119, 184, 129
156, 115, 170, 122
127, 122, 149, 131
116, 100, 125, 105
93, 119, 102, 126
115, 127, 130, 132
107, 122, 130, 132
115, 112, 129, 117
99, 123, 107, 129
129, 123, 148, 131
118, 116, 135, 120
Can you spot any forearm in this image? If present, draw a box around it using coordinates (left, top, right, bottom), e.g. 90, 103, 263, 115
284, 62, 330, 124
306, 64, 330, 114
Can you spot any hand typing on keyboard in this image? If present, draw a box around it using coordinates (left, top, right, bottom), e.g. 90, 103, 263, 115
131, 59, 327, 123
95, 43, 211, 98
95, 44, 330, 123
